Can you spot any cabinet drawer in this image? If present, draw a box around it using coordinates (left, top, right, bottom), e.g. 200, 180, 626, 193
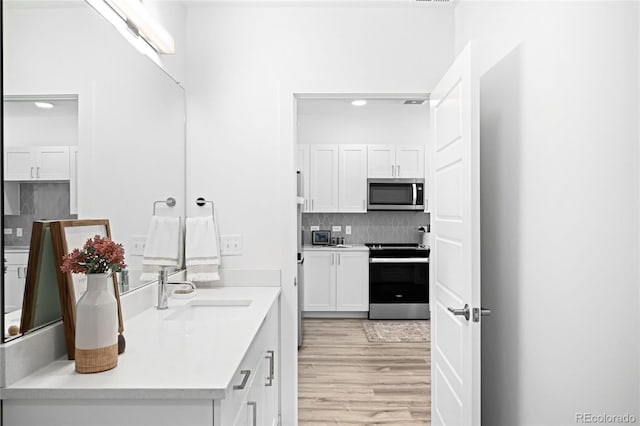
370, 283, 428, 304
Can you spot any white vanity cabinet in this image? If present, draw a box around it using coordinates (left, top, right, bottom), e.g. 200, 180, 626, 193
4, 146, 71, 181
303, 247, 369, 312
367, 144, 424, 178
3, 291, 281, 426
223, 301, 279, 426
4, 250, 29, 312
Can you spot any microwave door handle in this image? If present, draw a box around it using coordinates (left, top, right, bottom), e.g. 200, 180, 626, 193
412, 184, 417, 205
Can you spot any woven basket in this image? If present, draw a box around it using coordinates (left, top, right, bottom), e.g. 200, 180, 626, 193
75, 343, 118, 374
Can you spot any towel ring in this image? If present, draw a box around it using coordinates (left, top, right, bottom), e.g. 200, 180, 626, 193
196, 197, 214, 212
153, 197, 176, 215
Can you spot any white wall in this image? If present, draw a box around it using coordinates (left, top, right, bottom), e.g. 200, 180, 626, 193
145, 0, 187, 85
185, 4, 454, 423
456, 2, 640, 424
297, 99, 429, 145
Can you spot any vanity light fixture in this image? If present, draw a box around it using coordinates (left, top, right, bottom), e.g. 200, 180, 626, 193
34, 102, 54, 109
86, 0, 175, 59
352, 100, 367, 106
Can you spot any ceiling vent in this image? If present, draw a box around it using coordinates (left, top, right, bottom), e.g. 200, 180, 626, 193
404, 100, 427, 105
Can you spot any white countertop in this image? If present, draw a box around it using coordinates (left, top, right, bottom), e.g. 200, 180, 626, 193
2, 286, 280, 401
303, 244, 369, 252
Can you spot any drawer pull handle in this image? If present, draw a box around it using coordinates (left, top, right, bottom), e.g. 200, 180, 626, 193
233, 369, 251, 390
248, 401, 257, 426
265, 350, 275, 386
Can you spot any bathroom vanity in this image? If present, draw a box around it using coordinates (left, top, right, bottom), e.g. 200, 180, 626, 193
1, 286, 281, 426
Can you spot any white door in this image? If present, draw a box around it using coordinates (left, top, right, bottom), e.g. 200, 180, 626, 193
367, 145, 395, 178
430, 43, 481, 426
335, 251, 369, 311
303, 251, 336, 311
339, 145, 367, 212
309, 145, 339, 212
396, 145, 425, 178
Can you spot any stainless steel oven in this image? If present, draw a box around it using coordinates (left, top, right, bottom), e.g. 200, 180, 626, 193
367, 243, 429, 319
367, 178, 425, 211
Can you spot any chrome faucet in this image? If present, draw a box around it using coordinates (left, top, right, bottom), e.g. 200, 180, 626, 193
156, 268, 196, 310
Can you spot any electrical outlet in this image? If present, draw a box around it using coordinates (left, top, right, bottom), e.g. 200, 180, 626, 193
310, 225, 320, 231
16, 228, 23, 237
4, 228, 12, 235
345, 226, 352, 235
221, 234, 242, 256
332, 225, 342, 233
131, 235, 147, 256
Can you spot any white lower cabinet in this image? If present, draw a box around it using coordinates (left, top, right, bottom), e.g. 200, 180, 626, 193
4, 251, 29, 313
3, 300, 280, 426
303, 249, 369, 312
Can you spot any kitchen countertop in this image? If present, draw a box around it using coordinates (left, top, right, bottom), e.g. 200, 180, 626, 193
1, 286, 280, 401
303, 244, 369, 251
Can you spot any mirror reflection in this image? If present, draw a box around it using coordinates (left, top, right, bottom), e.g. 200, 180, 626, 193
2, 0, 186, 341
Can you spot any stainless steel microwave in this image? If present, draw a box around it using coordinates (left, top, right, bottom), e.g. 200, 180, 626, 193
367, 178, 425, 211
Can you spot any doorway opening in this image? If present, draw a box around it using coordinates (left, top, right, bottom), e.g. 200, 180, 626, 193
294, 93, 431, 425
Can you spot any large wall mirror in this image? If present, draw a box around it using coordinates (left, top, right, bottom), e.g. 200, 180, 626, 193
2, 0, 186, 341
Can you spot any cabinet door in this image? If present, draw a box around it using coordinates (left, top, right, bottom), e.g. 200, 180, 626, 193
36, 146, 70, 180
296, 144, 311, 212
336, 251, 369, 312
4, 147, 36, 180
395, 145, 425, 178
367, 145, 395, 178
303, 251, 336, 311
4, 265, 26, 312
309, 145, 339, 212
339, 145, 367, 213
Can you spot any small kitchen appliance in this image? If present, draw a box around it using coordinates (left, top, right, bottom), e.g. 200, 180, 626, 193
311, 230, 331, 245
367, 178, 425, 211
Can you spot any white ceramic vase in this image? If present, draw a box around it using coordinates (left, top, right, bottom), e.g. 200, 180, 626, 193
75, 272, 118, 373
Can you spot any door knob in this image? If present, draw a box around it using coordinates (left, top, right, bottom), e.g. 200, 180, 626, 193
447, 304, 470, 321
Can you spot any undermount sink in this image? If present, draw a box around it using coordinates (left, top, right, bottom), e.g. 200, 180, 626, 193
165, 299, 253, 322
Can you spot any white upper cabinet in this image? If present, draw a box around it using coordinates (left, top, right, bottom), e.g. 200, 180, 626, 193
338, 145, 367, 213
309, 145, 339, 212
4, 146, 71, 181
367, 144, 425, 178
396, 145, 425, 178
296, 144, 311, 212
367, 145, 396, 178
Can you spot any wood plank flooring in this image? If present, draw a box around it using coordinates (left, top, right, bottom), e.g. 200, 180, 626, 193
298, 319, 430, 425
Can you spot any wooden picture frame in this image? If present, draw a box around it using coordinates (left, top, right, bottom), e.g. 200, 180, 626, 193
19, 221, 63, 334
50, 219, 124, 360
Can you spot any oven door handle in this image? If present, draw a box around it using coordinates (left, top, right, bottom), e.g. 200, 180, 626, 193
369, 258, 429, 264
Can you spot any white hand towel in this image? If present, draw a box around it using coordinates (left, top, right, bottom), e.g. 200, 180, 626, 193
186, 215, 221, 282
140, 216, 182, 282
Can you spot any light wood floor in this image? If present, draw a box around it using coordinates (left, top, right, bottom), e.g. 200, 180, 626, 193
298, 319, 430, 425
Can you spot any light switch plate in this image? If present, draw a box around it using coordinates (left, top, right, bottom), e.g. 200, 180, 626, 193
221, 234, 242, 256
4, 228, 12, 235
16, 228, 23, 237
131, 235, 147, 256
345, 226, 352, 235
310, 226, 320, 231
332, 225, 342, 232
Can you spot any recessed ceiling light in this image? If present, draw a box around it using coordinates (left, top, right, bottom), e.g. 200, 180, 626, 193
352, 100, 367, 106
34, 102, 54, 109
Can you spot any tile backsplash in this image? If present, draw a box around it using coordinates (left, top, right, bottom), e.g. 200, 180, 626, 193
302, 211, 430, 245
4, 182, 77, 246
